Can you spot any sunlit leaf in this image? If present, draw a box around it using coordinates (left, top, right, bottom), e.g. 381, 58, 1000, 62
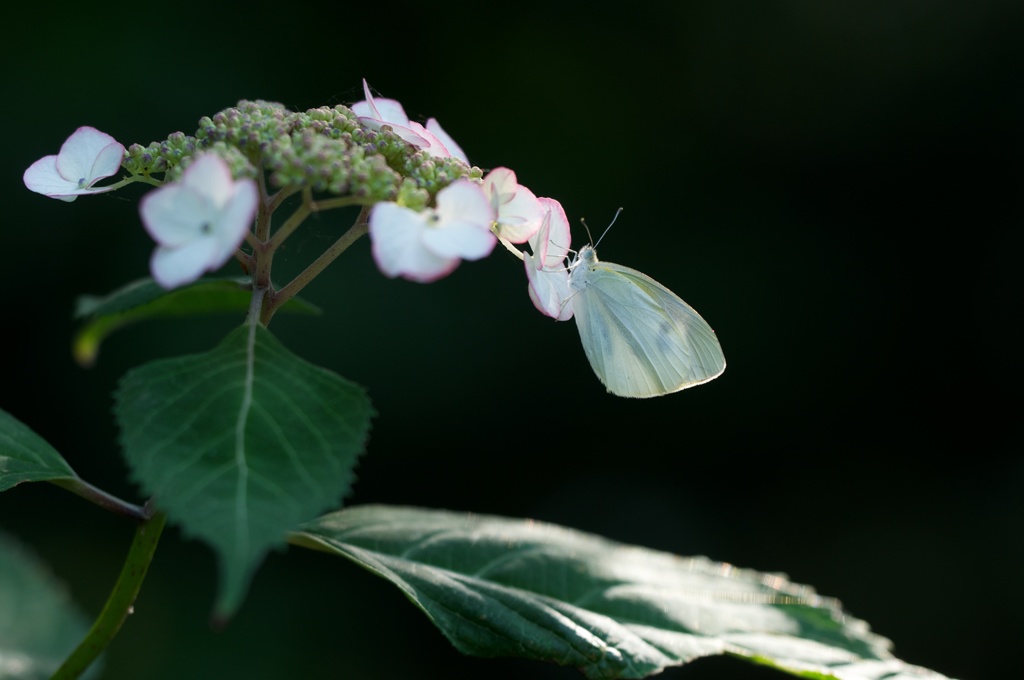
72, 277, 321, 367
115, 323, 373, 619
0, 530, 100, 679
294, 505, 954, 680
0, 408, 76, 492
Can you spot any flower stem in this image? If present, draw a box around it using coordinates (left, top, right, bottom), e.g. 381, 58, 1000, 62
266, 188, 313, 251
51, 509, 167, 680
50, 478, 148, 521
265, 183, 302, 216
101, 174, 164, 192
497, 235, 525, 261
261, 206, 370, 325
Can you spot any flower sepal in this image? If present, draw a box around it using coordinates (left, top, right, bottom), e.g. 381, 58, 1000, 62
23, 126, 125, 202
140, 154, 259, 290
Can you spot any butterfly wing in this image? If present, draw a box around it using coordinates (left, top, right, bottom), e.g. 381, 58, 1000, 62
571, 256, 726, 398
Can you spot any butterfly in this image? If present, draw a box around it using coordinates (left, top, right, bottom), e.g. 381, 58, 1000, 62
567, 244, 726, 398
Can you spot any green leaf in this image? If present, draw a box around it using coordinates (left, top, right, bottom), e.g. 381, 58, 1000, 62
72, 277, 321, 367
0, 530, 100, 679
294, 505, 954, 680
0, 408, 77, 492
116, 323, 373, 618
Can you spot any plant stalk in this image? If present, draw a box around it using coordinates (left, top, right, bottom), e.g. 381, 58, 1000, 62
50, 478, 148, 521
51, 510, 167, 680
260, 206, 370, 325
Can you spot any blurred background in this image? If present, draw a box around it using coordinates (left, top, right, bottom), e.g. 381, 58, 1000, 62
2, 1, 1020, 678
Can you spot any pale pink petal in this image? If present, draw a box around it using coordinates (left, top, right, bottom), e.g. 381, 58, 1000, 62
140, 184, 210, 247
523, 199, 574, 319
361, 79, 377, 113
180, 154, 235, 207
407, 122, 453, 159
500, 183, 544, 224
525, 257, 574, 320
91, 142, 125, 180
140, 154, 257, 289
23, 158, 119, 200
494, 187, 544, 243
483, 168, 546, 243
352, 81, 468, 162
535, 197, 572, 267
421, 181, 496, 259
369, 202, 457, 282
212, 180, 259, 262
425, 118, 468, 163
23, 155, 79, 201
483, 168, 516, 201
353, 79, 421, 147
352, 79, 412, 126
55, 127, 123, 187
369, 98, 410, 125
435, 180, 495, 227
528, 206, 552, 264
354, 79, 382, 119
24, 126, 124, 201
356, 117, 430, 148
352, 98, 413, 126
350, 101, 373, 118
150, 238, 220, 289
422, 221, 496, 260
368, 181, 497, 281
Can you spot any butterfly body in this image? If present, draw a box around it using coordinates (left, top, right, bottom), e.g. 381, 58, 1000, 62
568, 245, 726, 398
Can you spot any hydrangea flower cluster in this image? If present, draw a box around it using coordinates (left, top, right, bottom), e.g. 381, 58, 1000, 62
23, 81, 576, 322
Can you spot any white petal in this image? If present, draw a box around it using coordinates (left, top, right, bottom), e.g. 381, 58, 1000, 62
358, 78, 379, 117
356, 117, 430, 148
407, 122, 453, 159
494, 188, 544, 243
150, 238, 220, 289
483, 167, 517, 204
354, 78, 413, 125
368, 97, 410, 125
426, 181, 496, 259
141, 155, 256, 267
55, 126, 123, 187
425, 118, 468, 163
525, 255, 574, 320
536, 197, 572, 266
369, 203, 457, 282
138, 154, 253, 289
140, 184, 214, 247
352, 98, 411, 126
24, 127, 123, 200
435, 180, 494, 227
89, 142, 126, 185
23, 155, 80, 200
180, 154, 234, 209
483, 168, 545, 243
422, 221, 496, 260
350, 101, 374, 118
211, 179, 258, 263
353, 79, 411, 126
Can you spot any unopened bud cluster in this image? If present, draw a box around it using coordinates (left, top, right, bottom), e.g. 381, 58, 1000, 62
120, 99, 479, 203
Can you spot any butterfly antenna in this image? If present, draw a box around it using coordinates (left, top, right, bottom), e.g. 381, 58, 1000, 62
592, 207, 623, 249
579, 217, 595, 246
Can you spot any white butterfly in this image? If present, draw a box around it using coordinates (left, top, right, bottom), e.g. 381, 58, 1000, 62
567, 244, 726, 398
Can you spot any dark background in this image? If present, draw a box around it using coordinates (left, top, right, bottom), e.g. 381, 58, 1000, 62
2, 2, 1020, 679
